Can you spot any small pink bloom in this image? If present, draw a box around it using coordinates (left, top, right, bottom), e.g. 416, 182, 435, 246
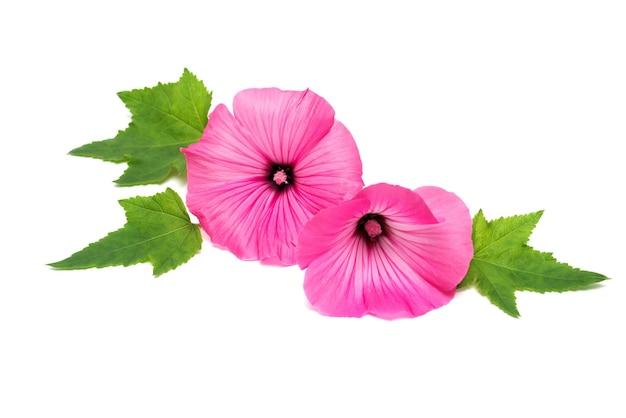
182, 88, 364, 265
296, 183, 473, 319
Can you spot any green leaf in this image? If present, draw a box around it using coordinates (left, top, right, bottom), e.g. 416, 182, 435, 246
70, 68, 212, 185
49, 188, 202, 276
459, 210, 609, 317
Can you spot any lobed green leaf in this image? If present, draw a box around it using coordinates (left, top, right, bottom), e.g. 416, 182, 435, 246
49, 188, 202, 276
69, 68, 212, 185
459, 210, 609, 317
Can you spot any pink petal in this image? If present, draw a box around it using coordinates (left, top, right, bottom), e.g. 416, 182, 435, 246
357, 183, 438, 225
410, 186, 474, 289
295, 120, 364, 209
187, 176, 312, 265
303, 238, 455, 319
182, 104, 268, 189
296, 197, 373, 317
233, 88, 335, 164
297, 198, 370, 269
185, 177, 272, 260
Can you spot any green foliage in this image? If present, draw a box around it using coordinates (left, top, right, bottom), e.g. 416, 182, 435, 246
459, 210, 609, 317
70, 68, 212, 185
49, 188, 202, 276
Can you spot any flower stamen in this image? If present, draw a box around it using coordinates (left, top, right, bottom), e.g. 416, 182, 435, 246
268, 164, 294, 190
357, 213, 386, 242
273, 169, 289, 185
364, 219, 383, 238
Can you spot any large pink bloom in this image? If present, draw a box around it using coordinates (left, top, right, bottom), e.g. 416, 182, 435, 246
181, 88, 364, 265
296, 183, 473, 319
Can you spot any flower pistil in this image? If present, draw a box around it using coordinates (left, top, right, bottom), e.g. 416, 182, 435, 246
269, 164, 294, 190
357, 213, 386, 241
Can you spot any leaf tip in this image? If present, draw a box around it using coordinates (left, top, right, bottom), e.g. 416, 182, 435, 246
47, 259, 74, 270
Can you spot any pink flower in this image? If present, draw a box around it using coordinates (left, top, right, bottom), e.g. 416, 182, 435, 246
296, 183, 473, 319
181, 88, 364, 265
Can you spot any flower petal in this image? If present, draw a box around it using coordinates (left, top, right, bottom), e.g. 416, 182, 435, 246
185, 177, 273, 260
297, 197, 370, 269
295, 120, 364, 209
410, 186, 474, 289
233, 88, 335, 164
357, 183, 438, 225
182, 104, 268, 188
301, 215, 453, 319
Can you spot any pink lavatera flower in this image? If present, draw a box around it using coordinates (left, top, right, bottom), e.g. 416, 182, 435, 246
296, 183, 474, 319
182, 88, 364, 265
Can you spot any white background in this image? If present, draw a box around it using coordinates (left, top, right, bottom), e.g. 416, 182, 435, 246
2, 1, 625, 417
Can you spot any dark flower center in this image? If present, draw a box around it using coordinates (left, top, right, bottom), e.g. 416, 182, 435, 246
268, 164, 294, 190
357, 213, 386, 242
